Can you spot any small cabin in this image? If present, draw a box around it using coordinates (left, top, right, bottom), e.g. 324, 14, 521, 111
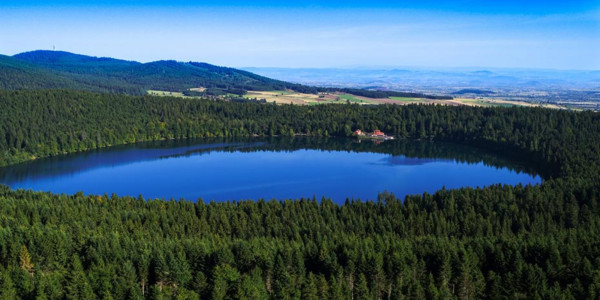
354, 129, 364, 136
372, 130, 384, 136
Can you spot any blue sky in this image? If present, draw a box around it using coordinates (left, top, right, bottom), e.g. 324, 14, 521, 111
1, 1, 599, 69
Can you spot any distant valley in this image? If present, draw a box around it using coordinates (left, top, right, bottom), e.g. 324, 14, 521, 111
245, 67, 600, 110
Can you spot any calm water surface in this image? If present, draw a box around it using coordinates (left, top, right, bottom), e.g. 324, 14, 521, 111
0, 138, 542, 203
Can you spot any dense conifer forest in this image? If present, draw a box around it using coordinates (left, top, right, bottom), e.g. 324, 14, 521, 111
1, 51, 310, 95
0, 90, 599, 299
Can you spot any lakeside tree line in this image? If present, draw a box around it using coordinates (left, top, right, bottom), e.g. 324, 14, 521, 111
0, 90, 599, 299
1, 90, 598, 176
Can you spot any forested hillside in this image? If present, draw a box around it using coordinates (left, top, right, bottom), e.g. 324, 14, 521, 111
2, 51, 314, 95
0, 90, 599, 299
2, 51, 451, 99
0, 55, 102, 91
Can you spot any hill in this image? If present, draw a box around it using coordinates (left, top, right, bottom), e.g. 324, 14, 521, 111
14, 50, 140, 73
4, 50, 314, 95
0, 55, 103, 91
3, 51, 451, 99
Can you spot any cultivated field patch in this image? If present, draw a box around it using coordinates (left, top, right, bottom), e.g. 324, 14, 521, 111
148, 89, 568, 109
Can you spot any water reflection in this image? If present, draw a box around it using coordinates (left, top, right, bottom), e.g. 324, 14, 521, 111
378, 156, 442, 166
0, 137, 543, 202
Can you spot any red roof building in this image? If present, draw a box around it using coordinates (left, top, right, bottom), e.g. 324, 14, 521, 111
354, 129, 364, 136
372, 130, 384, 136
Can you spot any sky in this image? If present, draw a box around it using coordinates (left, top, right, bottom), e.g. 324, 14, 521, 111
1, 0, 599, 69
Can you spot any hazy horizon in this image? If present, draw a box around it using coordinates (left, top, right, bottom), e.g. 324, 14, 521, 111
2, 1, 599, 70
7, 49, 600, 72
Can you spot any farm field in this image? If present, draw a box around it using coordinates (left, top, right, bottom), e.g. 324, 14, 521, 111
147, 90, 189, 98
389, 96, 426, 102
148, 89, 568, 109
243, 91, 380, 105
449, 98, 566, 109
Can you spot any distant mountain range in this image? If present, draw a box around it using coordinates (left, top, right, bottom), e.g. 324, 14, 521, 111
0, 50, 313, 95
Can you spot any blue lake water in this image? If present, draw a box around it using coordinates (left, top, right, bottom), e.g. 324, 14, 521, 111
0, 138, 542, 203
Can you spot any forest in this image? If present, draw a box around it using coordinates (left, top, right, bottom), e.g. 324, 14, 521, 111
0, 89, 599, 299
1, 51, 309, 95
1, 51, 450, 100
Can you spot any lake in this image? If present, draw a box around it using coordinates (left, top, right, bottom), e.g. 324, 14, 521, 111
0, 138, 542, 203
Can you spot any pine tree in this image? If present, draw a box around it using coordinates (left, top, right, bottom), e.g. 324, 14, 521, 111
236, 268, 268, 300
354, 273, 370, 300
19, 245, 34, 274
211, 263, 240, 300
301, 273, 319, 300
66, 254, 95, 300
0, 271, 18, 300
